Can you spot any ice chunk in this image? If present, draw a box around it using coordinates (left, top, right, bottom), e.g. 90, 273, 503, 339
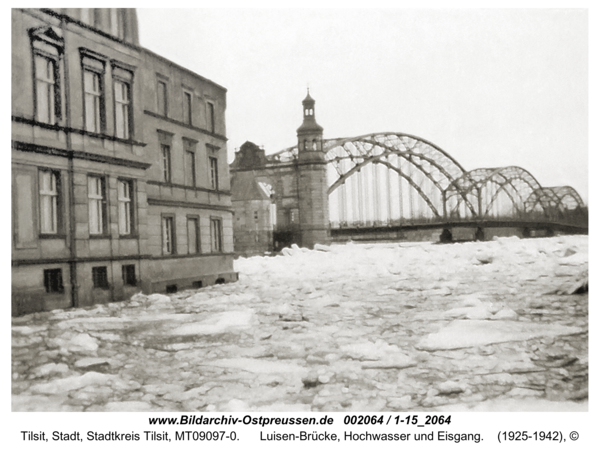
147, 294, 172, 304
475, 250, 494, 264
341, 340, 401, 361
30, 372, 112, 395
492, 307, 519, 320
361, 353, 416, 369
417, 320, 583, 350
205, 358, 306, 374
168, 309, 254, 336
48, 333, 99, 353
74, 357, 110, 369
32, 363, 69, 377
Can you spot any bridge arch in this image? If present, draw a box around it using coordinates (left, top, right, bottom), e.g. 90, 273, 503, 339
444, 166, 544, 219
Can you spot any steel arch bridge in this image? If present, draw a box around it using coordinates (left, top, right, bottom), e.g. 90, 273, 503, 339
268, 132, 586, 228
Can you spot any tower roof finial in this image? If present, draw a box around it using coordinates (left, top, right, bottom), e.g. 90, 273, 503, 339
303, 87, 315, 104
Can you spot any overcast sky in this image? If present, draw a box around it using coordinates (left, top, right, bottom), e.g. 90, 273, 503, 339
137, 8, 588, 203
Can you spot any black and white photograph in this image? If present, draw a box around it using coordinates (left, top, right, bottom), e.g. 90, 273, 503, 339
10, 3, 592, 449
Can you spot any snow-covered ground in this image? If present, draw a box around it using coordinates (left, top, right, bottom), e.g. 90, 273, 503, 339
12, 235, 588, 412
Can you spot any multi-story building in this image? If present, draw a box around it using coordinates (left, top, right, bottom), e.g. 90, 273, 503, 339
11, 8, 236, 316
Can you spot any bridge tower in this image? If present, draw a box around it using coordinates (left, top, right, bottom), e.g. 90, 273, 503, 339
296, 91, 331, 248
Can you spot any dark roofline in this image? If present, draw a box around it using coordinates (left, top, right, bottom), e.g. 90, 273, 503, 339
140, 47, 227, 93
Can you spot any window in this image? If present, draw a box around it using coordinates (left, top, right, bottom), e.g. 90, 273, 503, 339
187, 217, 199, 254
206, 102, 215, 133
157, 80, 167, 116
30, 27, 63, 125
92, 266, 109, 289
34, 55, 57, 124
161, 144, 171, 183
88, 176, 106, 235
183, 91, 192, 124
183, 138, 197, 187
44, 269, 64, 293
114, 80, 131, 139
185, 150, 196, 187
122, 264, 136, 286
210, 218, 222, 253
84, 69, 102, 133
209, 156, 219, 190
118, 180, 134, 235
39, 170, 60, 234
162, 216, 175, 254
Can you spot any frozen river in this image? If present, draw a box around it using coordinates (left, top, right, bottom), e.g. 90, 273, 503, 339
12, 235, 588, 412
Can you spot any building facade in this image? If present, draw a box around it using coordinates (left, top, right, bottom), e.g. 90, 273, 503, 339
230, 92, 330, 254
230, 142, 276, 256
12, 8, 236, 316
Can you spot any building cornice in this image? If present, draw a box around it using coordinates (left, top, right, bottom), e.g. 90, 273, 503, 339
12, 116, 147, 147
147, 180, 231, 196
12, 140, 152, 170
12, 254, 153, 267
146, 197, 234, 213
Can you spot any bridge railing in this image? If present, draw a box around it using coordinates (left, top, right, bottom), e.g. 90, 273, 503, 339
330, 209, 588, 230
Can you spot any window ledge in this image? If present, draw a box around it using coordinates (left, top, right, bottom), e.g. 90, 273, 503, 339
39, 234, 67, 240
119, 234, 139, 239
89, 234, 111, 240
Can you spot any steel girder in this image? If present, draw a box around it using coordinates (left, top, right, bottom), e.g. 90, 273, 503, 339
265, 132, 586, 221
444, 166, 544, 218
